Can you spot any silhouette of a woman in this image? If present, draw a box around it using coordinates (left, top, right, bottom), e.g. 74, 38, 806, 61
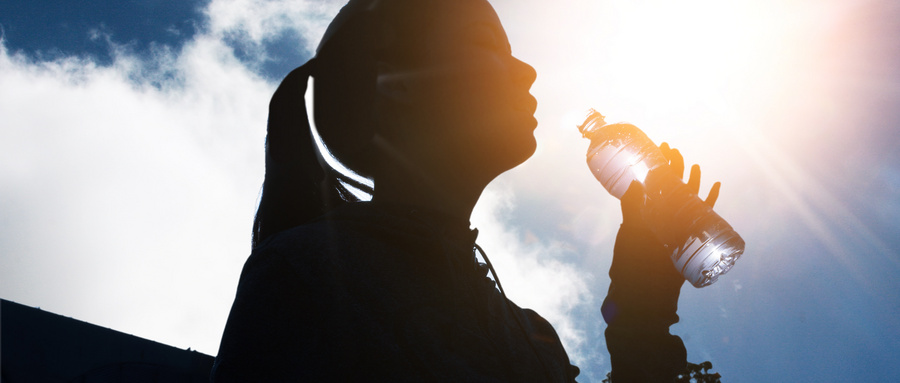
212, 0, 719, 381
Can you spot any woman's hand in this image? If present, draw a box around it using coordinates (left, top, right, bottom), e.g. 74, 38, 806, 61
620, 142, 721, 228
604, 142, 719, 380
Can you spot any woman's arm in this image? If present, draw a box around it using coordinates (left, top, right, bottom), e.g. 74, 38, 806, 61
601, 143, 720, 382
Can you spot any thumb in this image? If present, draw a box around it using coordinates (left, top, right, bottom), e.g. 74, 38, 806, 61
620, 181, 645, 227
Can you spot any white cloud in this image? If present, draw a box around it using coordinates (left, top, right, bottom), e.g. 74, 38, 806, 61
0, 21, 275, 353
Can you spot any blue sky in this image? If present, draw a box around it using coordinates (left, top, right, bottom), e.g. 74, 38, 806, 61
1, 0, 899, 381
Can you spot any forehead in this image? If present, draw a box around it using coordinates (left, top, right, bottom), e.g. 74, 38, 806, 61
428, 0, 508, 40
317, 0, 510, 57
439, 0, 502, 23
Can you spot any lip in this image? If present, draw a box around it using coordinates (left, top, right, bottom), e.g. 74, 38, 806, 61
515, 93, 537, 115
527, 115, 538, 130
523, 95, 538, 130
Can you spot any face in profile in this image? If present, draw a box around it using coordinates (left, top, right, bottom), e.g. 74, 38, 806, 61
379, 0, 538, 180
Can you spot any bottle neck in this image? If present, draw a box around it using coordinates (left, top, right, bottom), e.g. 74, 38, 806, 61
577, 109, 608, 137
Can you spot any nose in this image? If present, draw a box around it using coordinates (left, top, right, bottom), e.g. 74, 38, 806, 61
513, 56, 537, 89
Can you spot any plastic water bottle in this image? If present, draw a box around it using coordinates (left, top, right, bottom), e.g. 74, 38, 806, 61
577, 109, 745, 288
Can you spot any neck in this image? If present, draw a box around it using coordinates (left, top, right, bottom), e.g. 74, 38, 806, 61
370, 137, 489, 222
372, 169, 485, 224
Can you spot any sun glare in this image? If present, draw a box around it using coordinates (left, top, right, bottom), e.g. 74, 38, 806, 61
596, 0, 767, 116
552, 0, 895, 291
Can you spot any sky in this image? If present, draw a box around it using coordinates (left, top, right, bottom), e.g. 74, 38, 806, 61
1, 0, 899, 381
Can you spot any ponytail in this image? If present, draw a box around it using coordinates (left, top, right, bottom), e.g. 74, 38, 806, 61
252, 59, 373, 247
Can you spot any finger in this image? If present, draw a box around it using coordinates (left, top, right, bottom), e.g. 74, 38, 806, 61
705, 182, 721, 208
621, 180, 645, 206
620, 181, 645, 225
687, 164, 701, 195
660, 142, 675, 172
662, 146, 685, 180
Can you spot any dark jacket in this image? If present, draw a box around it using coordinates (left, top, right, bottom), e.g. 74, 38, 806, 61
212, 202, 685, 382
212, 202, 579, 382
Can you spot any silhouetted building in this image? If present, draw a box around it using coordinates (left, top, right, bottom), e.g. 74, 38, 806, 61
1, 299, 214, 383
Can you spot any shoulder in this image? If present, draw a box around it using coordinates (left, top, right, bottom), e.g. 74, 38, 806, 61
254, 202, 406, 259
251, 201, 446, 282
248, 204, 379, 269
214, 210, 384, 381
502, 300, 582, 382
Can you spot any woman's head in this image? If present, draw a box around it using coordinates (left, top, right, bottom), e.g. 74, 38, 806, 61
313, 0, 537, 185
253, 0, 537, 244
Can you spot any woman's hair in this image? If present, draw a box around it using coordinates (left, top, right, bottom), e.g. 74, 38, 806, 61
313, 0, 443, 177
252, 0, 446, 246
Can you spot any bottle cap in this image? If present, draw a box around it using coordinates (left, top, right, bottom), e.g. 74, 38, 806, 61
577, 109, 607, 137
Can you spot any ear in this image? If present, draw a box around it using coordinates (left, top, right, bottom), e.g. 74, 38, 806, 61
375, 61, 413, 105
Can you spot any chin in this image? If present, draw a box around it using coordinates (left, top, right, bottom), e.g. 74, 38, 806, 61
473, 117, 538, 172
504, 134, 538, 169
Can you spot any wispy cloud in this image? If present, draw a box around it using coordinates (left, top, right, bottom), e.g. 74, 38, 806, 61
205, 0, 344, 69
